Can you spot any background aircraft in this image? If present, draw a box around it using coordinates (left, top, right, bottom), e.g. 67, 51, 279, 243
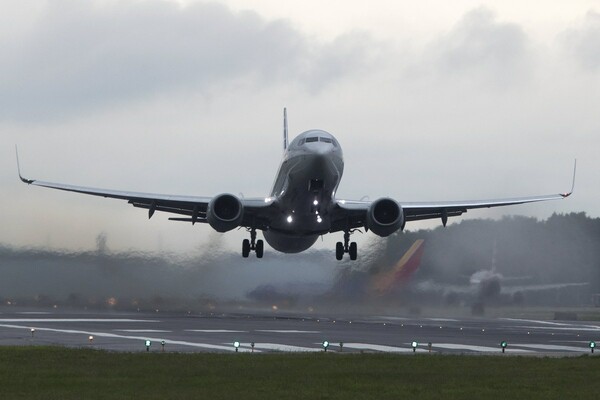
17, 110, 575, 260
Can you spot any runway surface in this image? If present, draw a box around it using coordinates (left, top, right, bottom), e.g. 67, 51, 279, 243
0, 306, 598, 355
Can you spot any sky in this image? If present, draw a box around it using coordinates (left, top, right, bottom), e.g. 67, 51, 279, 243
2, 0, 599, 254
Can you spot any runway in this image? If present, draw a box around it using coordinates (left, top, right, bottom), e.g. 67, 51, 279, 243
0, 306, 598, 355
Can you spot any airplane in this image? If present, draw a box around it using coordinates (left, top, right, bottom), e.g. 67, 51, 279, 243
416, 240, 588, 306
16, 109, 575, 260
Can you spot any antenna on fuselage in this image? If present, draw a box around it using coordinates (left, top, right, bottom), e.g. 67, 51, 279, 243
283, 107, 288, 151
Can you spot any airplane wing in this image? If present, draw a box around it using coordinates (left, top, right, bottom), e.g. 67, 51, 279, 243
501, 282, 589, 295
16, 152, 273, 229
332, 161, 576, 232
332, 193, 572, 232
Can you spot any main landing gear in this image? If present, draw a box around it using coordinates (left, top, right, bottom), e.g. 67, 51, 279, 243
242, 228, 264, 258
336, 230, 357, 261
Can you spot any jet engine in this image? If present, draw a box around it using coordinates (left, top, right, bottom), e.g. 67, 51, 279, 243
206, 193, 244, 232
366, 197, 404, 237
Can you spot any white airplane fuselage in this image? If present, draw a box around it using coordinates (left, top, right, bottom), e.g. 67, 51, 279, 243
263, 129, 344, 253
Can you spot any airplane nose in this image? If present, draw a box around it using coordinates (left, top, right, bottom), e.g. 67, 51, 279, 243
315, 144, 333, 156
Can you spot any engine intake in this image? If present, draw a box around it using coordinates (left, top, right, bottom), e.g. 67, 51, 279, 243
207, 193, 244, 232
366, 197, 404, 237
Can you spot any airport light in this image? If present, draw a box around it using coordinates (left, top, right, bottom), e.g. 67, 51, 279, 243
412, 341, 418, 353
323, 341, 329, 352
251, 342, 255, 353
339, 342, 344, 352
427, 342, 432, 353
161, 340, 165, 352
145, 340, 151, 352
501, 341, 508, 353
30, 328, 35, 337
88, 335, 94, 343
234, 341, 240, 352
590, 341, 596, 354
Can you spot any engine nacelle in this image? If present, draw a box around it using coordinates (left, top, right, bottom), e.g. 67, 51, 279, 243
206, 193, 244, 233
366, 197, 404, 237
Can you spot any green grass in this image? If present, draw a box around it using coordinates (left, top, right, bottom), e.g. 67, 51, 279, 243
0, 346, 598, 399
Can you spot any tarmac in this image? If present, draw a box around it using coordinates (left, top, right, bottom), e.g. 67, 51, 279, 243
0, 305, 598, 355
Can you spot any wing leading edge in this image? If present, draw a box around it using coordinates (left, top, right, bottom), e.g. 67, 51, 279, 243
16, 148, 272, 228
334, 160, 576, 232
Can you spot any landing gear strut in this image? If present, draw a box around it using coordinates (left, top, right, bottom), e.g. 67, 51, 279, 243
242, 228, 264, 258
336, 230, 357, 261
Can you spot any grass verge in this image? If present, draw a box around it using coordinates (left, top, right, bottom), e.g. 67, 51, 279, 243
0, 346, 598, 399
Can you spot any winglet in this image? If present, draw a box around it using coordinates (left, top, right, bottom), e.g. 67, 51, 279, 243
283, 107, 288, 151
15, 146, 34, 184
561, 159, 577, 198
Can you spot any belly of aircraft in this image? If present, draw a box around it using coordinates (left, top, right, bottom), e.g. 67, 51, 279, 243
263, 231, 319, 254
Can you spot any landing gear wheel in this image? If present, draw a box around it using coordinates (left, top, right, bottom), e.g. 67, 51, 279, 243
242, 239, 250, 258
349, 242, 357, 260
335, 242, 344, 260
335, 230, 359, 260
256, 240, 264, 258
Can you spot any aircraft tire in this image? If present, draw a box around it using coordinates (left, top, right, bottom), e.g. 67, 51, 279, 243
242, 239, 251, 258
256, 239, 264, 258
335, 242, 344, 260
349, 242, 357, 260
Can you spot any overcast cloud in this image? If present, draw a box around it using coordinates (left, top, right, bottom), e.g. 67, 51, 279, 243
1, 1, 598, 253
0, 1, 374, 121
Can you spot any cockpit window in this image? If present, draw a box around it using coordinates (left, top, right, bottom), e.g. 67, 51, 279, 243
319, 137, 332, 143
305, 137, 318, 143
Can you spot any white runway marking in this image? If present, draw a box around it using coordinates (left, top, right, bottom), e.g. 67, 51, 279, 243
433, 343, 534, 353
516, 325, 600, 332
503, 319, 600, 330
256, 330, 320, 334
510, 343, 589, 352
341, 343, 420, 353
0, 323, 253, 352
502, 318, 575, 326
0, 319, 157, 323
186, 329, 247, 333
115, 329, 171, 333
426, 318, 459, 322
238, 343, 320, 352
16, 312, 52, 315
376, 316, 409, 321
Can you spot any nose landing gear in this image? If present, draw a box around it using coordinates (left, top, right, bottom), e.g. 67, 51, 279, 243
242, 228, 264, 258
336, 230, 358, 261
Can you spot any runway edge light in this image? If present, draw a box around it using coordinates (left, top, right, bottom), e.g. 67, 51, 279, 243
590, 341, 595, 353
501, 341, 508, 353
323, 341, 329, 352
234, 341, 240, 352
411, 341, 418, 353
145, 340, 151, 352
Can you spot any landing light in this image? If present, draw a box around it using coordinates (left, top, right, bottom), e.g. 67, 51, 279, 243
286, 215, 293, 223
